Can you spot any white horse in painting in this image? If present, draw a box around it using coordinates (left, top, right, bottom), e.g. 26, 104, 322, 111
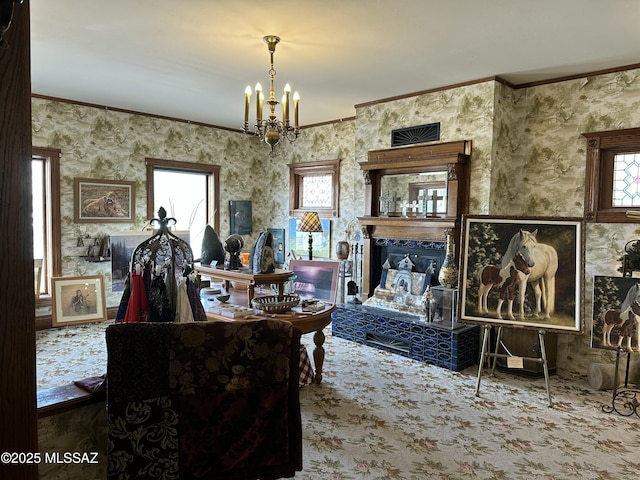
501, 229, 559, 319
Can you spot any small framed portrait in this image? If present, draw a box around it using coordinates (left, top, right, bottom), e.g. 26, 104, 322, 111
52, 275, 107, 327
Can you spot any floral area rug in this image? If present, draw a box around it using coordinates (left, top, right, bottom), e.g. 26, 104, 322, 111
37, 321, 640, 479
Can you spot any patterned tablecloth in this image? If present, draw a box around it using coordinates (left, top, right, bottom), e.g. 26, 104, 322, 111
299, 345, 314, 386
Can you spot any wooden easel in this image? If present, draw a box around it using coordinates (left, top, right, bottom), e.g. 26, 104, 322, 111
475, 325, 553, 407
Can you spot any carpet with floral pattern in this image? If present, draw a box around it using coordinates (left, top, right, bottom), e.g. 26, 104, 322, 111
37, 321, 639, 480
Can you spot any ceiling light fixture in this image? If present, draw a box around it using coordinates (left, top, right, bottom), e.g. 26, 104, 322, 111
243, 35, 300, 153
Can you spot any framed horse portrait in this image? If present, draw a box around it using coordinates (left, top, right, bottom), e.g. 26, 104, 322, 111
592, 276, 640, 352
459, 216, 584, 333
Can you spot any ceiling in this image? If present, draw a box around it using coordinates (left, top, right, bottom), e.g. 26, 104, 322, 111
30, 0, 640, 130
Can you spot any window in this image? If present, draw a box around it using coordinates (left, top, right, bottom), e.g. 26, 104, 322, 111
288, 159, 340, 218
583, 127, 640, 222
32, 147, 62, 304
146, 159, 220, 255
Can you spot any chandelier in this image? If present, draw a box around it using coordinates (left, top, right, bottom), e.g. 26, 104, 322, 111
243, 35, 300, 153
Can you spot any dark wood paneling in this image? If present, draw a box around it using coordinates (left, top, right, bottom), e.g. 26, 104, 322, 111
0, 1, 39, 478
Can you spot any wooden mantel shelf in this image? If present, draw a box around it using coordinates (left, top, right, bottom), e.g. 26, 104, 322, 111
358, 215, 457, 242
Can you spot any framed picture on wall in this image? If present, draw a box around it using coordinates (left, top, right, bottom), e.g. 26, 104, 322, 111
52, 275, 107, 326
74, 178, 135, 223
229, 200, 252, 235
459, 215, 584, 333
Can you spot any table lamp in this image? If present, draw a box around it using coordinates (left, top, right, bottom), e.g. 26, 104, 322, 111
297, 211, 323, 260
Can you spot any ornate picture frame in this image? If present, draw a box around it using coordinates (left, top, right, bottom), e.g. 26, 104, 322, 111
74, 177, 135, 223
52, 275, 107, 326
460, 215, 584, 333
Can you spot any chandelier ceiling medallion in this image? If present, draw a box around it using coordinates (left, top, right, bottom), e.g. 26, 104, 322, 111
243, 35, 300, 153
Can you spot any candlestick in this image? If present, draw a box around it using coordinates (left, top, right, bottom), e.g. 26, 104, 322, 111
293, 91, 300, 130
284, 83, 291, 126
244, 85, 251, 127
282, 93, 287, 125
255, 83, 262, 122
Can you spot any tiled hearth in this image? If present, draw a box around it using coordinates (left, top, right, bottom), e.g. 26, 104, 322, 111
332, 304, 479, 371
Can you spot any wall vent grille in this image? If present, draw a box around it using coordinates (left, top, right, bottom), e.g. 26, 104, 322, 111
391, 122, 440, 147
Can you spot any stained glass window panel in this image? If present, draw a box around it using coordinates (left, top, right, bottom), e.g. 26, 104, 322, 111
301, 174, 332, 208
613, 153, 640, 207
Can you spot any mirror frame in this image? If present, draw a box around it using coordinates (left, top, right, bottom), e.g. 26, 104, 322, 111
359, 140, 471, 220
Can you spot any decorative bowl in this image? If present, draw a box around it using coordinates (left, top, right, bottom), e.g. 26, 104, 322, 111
252, 295, 300, 314
216, 294, 230, 303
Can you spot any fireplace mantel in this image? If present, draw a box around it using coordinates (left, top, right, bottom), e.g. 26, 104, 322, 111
358, 216, 456, 242
358, 140, 471, 298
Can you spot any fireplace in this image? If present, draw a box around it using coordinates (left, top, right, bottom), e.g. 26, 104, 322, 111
369, 237, 446, 296
330, 140, 478, 371
357, 140, 472, 300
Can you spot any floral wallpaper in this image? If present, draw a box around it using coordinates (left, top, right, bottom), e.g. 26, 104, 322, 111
32, 98, 278, 306
33, 65, 640, 378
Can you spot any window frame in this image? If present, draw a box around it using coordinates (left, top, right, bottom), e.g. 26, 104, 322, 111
288, 159, 340, 218
583, 127, 640, 223
32, 147, 62, 309
145, 158, 220, 234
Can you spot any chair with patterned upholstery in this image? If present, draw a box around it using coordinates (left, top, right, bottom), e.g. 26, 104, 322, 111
106, 319, 302, 479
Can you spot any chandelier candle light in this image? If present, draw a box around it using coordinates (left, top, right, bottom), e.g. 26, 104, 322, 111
243, 35, 300, 152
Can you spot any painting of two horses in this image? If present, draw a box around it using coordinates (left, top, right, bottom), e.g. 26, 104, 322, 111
460, 216, 583, 333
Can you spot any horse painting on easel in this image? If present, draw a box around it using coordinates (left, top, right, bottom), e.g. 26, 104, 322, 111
460, 216, 583, 334
592, 276, 640, 352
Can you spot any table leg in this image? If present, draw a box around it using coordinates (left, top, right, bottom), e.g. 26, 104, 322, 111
312, 329, 326, 384
247, 283, 255, 306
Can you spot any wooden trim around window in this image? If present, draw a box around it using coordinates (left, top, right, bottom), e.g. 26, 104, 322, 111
33, 147, 62, 312
145, 158, 220, 233
583, 127, 640, 223
288, 159, 340, 218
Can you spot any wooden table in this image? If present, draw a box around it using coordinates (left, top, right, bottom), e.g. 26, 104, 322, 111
205, 304, 336, 384
195, 263, 293, 306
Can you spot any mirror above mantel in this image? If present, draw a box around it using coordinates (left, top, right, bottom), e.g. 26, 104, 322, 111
359, 140, 471, 223
358, 140, 471, 298
379, 171, 448, 217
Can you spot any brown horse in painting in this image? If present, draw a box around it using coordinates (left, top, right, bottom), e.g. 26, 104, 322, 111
602, 282, 640, 352
477, 252, 530, 319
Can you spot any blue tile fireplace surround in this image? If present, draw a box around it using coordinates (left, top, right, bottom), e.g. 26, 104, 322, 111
332, 304, 479, 371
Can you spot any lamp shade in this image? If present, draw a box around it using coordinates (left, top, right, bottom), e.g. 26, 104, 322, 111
297, 211, 323, 233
